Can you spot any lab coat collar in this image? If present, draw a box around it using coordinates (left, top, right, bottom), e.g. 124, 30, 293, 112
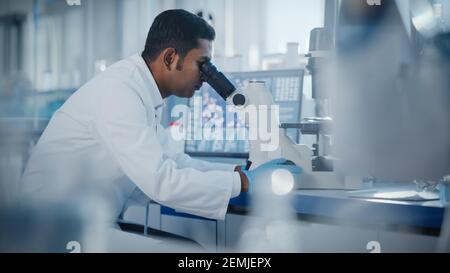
132, 53, 165, 110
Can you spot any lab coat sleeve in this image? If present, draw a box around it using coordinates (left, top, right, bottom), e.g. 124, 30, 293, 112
163, 149, 241, 198
92, 84, 241, 220
169, 152, 237, 172
160, 127, 238, 172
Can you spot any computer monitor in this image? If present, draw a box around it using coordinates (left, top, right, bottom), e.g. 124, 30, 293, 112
181, 69, 304, 158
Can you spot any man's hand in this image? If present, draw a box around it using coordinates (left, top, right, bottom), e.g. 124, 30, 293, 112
234, 165, 249, 193
239, 158, 302, 194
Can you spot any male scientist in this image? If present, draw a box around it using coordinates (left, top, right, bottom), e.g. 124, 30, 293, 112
21, 9, 294, 223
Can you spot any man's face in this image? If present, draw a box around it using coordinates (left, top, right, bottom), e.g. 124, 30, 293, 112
170, 38, 212, 98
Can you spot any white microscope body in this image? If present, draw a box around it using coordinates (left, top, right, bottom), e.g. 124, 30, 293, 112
232, 82, 360, 190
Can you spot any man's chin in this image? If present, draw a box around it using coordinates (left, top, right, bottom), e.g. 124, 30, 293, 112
175, 88, 197, 98
186, 89, 196, 98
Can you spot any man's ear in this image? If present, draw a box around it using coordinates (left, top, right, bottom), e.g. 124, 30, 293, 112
162, 48, 178, 71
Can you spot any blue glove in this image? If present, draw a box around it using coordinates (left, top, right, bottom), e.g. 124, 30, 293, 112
241, 158, 302, 194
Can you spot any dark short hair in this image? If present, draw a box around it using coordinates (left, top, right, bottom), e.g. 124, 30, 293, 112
142, 9, 215, 63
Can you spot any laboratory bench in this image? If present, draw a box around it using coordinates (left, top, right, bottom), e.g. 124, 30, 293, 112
121, 181, 447, 253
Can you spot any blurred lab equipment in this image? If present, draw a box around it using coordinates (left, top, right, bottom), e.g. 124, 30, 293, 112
441, 175, 450, 205
240, 81, 355, 190
332, 0, 450, 182
200, 61, 356, 190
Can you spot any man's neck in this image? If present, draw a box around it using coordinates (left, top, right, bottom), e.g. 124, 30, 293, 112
143, 58, 171, 99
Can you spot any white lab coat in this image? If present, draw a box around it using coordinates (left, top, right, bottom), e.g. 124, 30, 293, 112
20, 53, 241, 221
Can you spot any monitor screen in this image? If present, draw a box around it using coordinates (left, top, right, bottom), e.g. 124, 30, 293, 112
167, 69, 304, 158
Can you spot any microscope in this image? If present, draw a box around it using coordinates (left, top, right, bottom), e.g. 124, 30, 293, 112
199, 38, 361, 189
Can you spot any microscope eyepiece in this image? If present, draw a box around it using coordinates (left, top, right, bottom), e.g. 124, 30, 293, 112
200, 61, 236, 100
199, 61, 247, 107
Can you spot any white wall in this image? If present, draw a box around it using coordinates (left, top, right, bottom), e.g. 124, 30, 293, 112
0, 0, 33, 17
1, 0, 327, 91
266, 0, 325, 54
233, 0, 266, 71
178, 0, 266, 71
121, 0, 176, 58
178, 0, 325, 71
